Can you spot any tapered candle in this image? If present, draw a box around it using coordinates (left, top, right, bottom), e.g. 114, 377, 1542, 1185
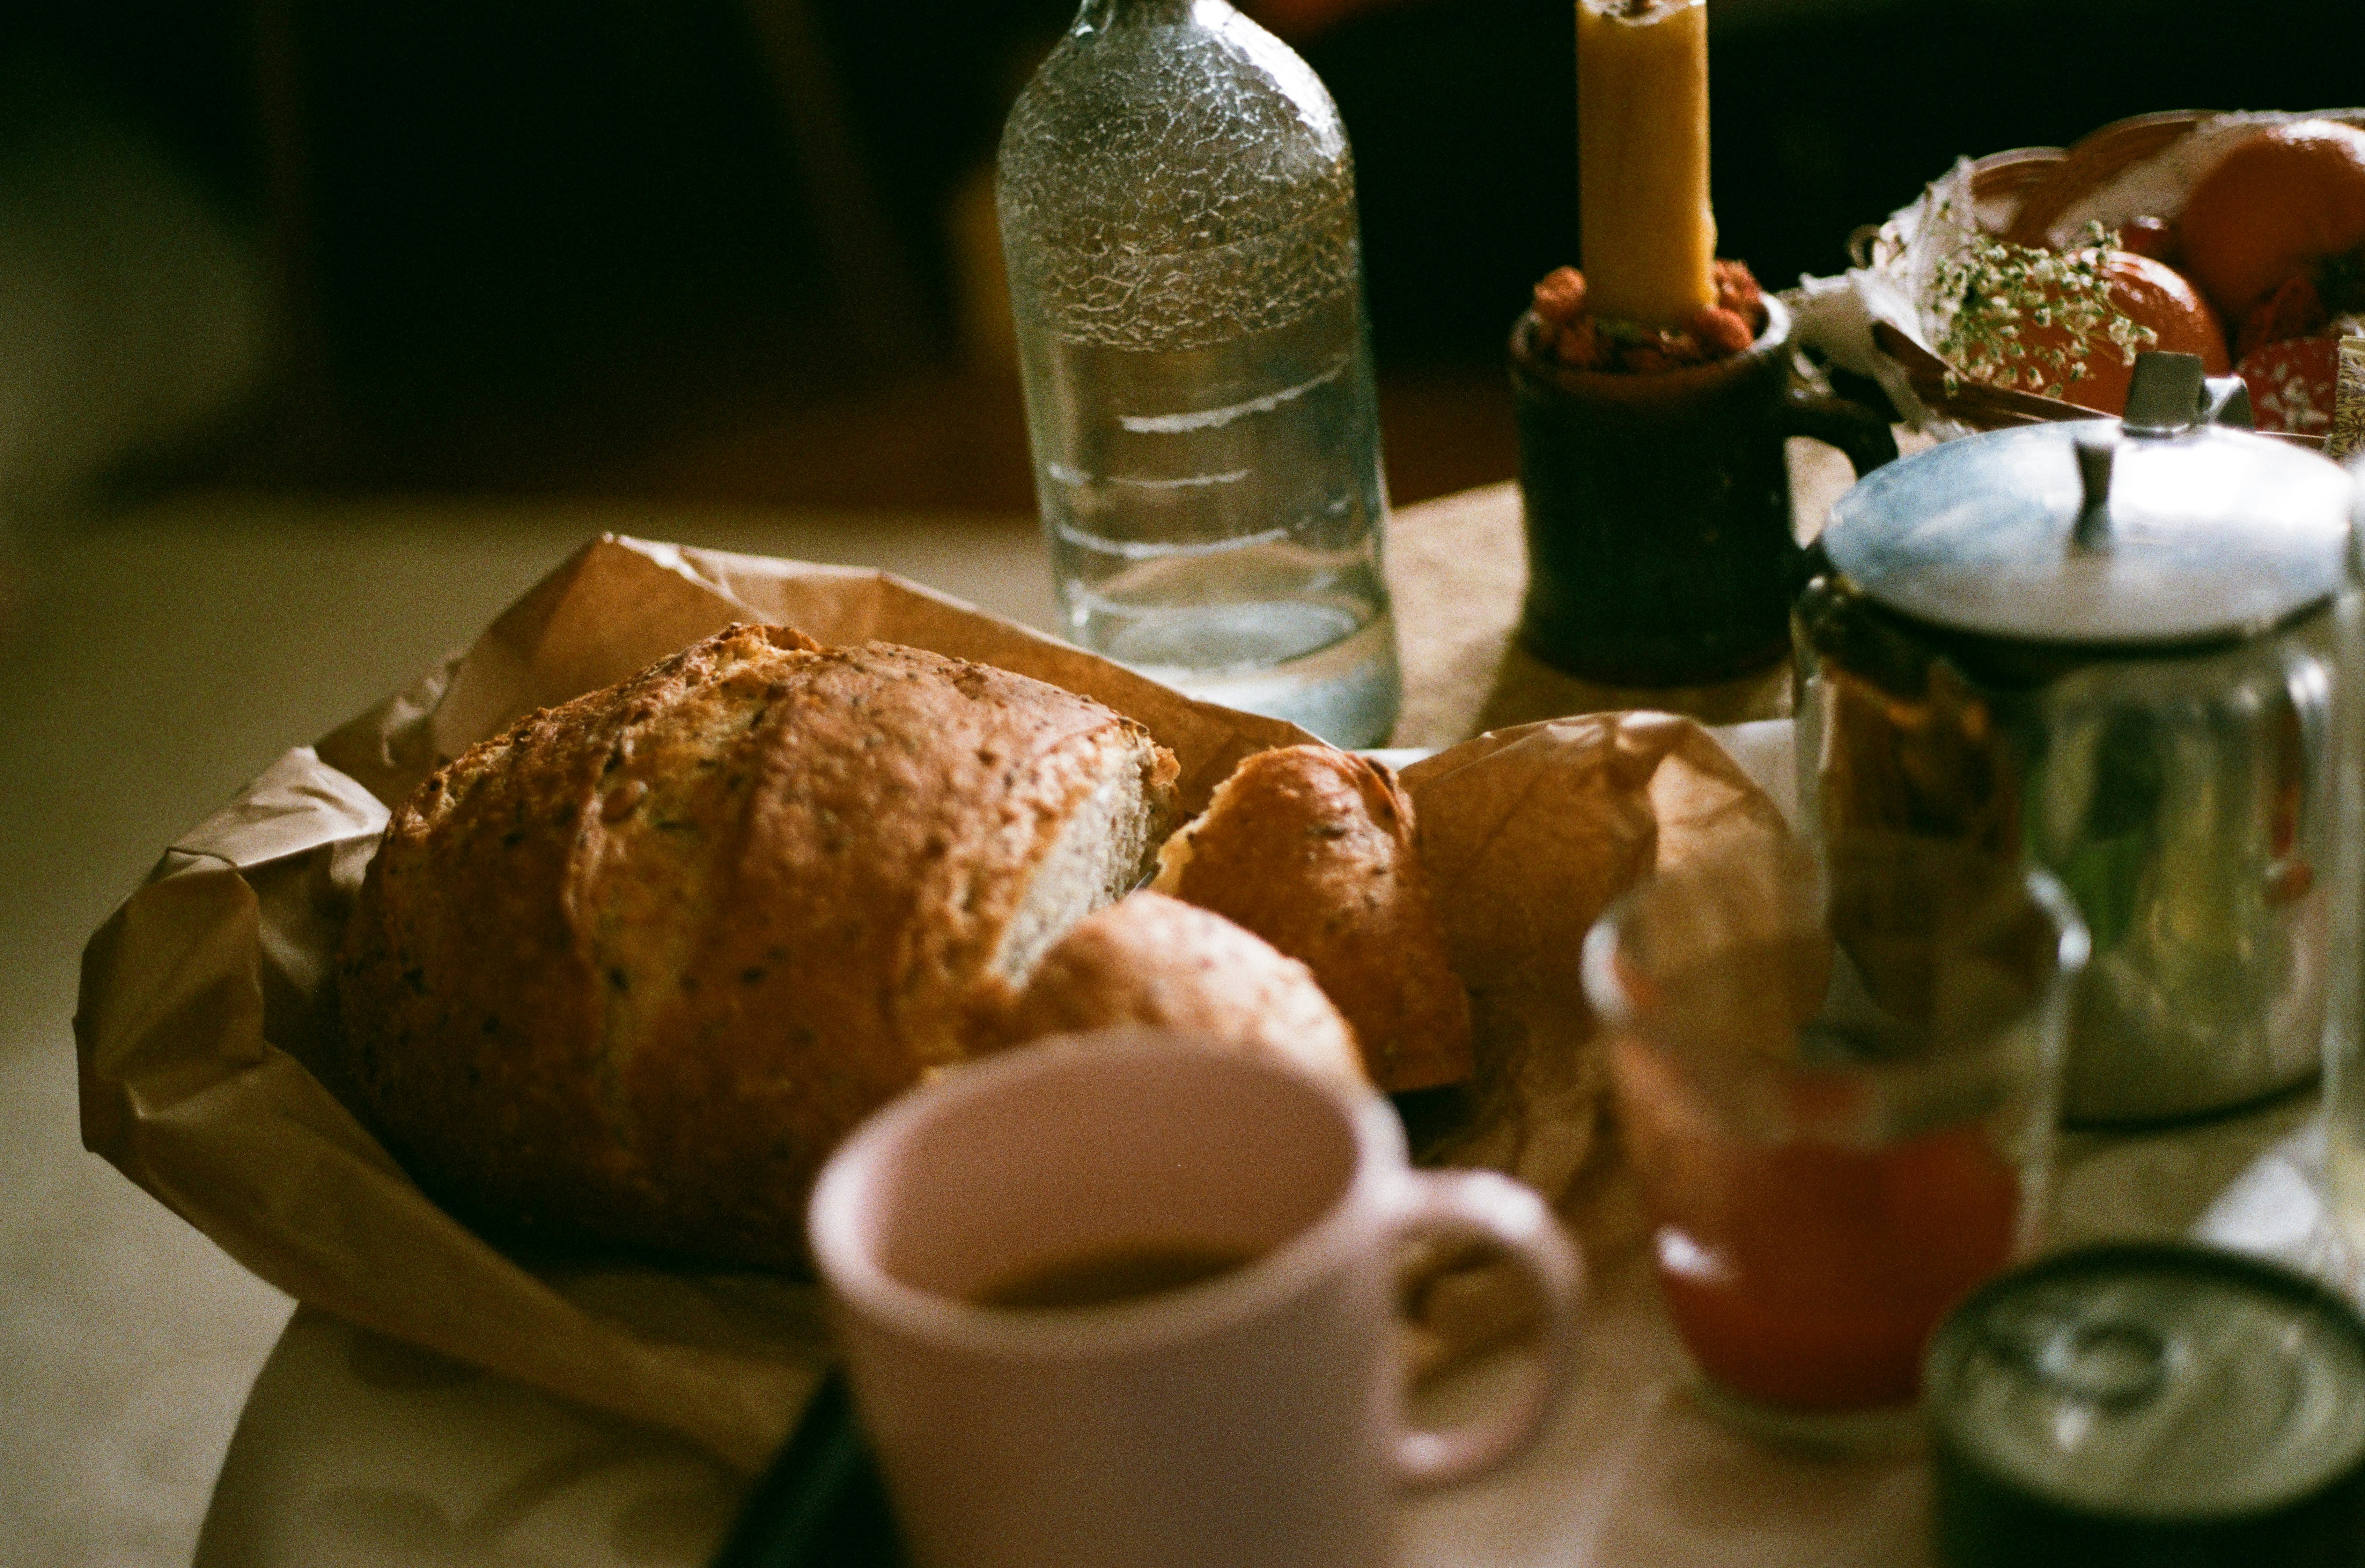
1577, 0, 1716, 328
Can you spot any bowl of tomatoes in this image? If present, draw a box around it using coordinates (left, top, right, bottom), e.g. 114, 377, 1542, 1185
1842, 109, 2365, 443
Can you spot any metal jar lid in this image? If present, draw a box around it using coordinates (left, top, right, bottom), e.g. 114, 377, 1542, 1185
1924, 1242, 2365, 1567
1821, 355, 2354, 650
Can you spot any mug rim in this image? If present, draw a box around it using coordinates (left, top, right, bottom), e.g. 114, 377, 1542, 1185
807, 1028, 1410, 1360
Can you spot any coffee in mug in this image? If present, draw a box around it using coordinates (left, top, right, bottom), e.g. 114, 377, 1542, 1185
968, 1240, 1263, 1309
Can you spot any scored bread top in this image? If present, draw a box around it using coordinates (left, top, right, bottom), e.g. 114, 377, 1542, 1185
337, 623, 1178, 1268
1154, 744, 1474, 1092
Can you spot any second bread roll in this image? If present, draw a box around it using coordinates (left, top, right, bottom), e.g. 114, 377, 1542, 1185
1153, 745, 1474, 1091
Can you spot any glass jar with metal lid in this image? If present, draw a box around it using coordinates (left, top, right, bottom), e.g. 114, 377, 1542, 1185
1924, 1242, 2365, 1565
1795, 353, 2356, 1124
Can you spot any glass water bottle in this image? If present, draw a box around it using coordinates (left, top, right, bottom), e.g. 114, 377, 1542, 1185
996, 0, 1402, 747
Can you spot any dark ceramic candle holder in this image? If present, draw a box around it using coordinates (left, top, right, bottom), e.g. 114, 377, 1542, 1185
1509, 294, 1897, 687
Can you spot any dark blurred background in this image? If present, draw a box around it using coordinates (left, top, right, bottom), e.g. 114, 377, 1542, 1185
11, 0, 2365, 514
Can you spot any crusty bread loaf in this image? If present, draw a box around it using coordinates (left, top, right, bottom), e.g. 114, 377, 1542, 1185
337, 623, 1179, 1269
1153, 744, 1473, 1092
985, 892, 1363, 1085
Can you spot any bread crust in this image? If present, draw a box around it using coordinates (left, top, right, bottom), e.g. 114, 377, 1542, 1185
988, 892, 1364, 1085
337, 623, 1178, 1268
1153, 745, 1474, 1091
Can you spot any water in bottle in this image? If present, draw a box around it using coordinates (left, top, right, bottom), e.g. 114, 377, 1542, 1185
997, 0, 1402, 747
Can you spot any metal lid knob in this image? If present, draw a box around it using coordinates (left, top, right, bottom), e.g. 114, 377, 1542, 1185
2123, 350, 2256, 437
2071, 426, 2116, 551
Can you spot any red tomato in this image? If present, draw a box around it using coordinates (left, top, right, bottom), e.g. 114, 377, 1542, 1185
2181, 119, 2365, 324
2006, 251, 2229, 415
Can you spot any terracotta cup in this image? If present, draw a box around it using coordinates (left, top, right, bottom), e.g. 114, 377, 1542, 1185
1510, 294, 1898, 686
807, 1028, 1584, 1568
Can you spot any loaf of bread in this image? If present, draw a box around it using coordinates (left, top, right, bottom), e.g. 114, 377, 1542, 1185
1153, 744, 1473, 1091
336, 623, 1179, 1269
986, 891, 1364, 1085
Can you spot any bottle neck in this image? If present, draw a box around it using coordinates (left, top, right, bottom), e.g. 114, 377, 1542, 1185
1076, 0, 1211, 29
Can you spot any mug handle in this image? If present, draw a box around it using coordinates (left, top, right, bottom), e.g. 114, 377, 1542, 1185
1386, 1169, 1585, 1486
1776, 392, 1899, 479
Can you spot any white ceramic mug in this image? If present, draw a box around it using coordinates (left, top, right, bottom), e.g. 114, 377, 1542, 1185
807, 1028, 1584, 1568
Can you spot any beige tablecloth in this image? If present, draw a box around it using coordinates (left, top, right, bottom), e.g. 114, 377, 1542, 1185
189, 463, 2320, 1568
192, 710, 2318, 1568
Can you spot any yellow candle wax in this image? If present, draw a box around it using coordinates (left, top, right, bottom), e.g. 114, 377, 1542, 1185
1577, 0, 1716, 328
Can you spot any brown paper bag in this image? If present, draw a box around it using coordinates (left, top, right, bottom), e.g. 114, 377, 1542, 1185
1394, 712, 1790, 1377
75, 535, 1313, 1471
75, 535, 1783, 1466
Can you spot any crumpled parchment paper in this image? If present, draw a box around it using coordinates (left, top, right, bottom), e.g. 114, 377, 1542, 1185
76, 535, 1783, 1466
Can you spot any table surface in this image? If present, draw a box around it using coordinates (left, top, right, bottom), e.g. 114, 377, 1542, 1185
184, 703, 2319, 1568
7, 459, 2323, 1568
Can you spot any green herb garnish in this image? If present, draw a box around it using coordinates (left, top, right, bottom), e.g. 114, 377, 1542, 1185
1933, 223, 2156, 399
